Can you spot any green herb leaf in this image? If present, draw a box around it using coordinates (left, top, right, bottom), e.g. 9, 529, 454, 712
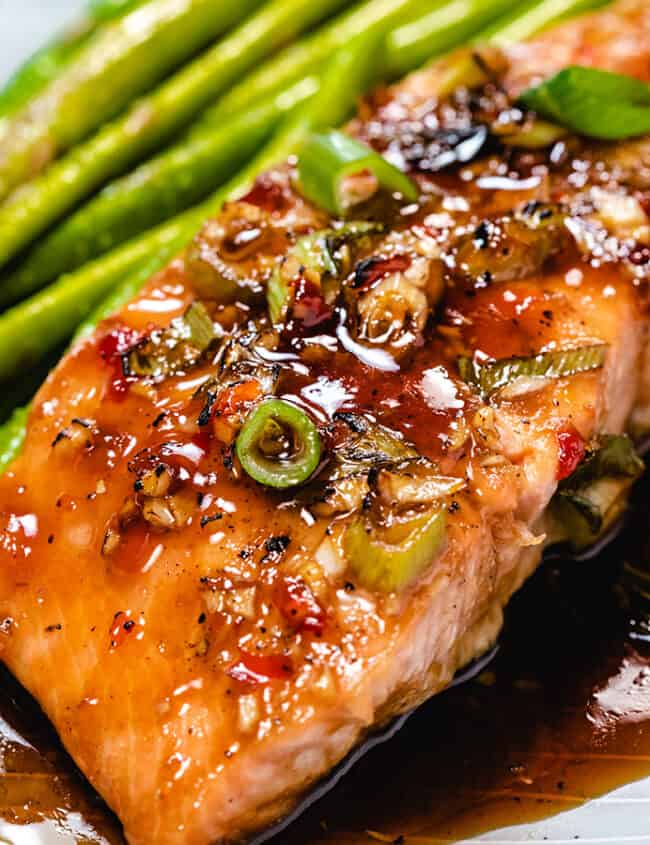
519, 66, 650, 140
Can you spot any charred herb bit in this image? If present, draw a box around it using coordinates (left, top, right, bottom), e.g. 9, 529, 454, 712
553, 434, 645, 549
236, 399, 322, 489
332, 411, 368, 433
453, 203, 568, 285
312, 425, 426, 517
458, 344, 608, 399
200, 513, 223, 528
197, 390, 218, 428
126, 301, 217, 381
264, 534, 291, 556
332, 424, 419, 480
352, 254, 411, 291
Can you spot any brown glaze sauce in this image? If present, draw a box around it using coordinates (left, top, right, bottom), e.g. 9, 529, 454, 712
0, 476, 647, 845
1, 50, 650, 843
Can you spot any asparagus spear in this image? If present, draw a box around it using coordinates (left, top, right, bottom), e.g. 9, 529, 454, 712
0, 0, 152, 121
0, 78, 319, 305
0, 0, 536, 313
386, 0, 519, 78
0, 0, 603, 469
0, 0, 511, 299
0, 0, 268, 204
88, 0, 154, 23
482, 0, 610, 44
0, 29, 382, 384
0, 0, 351, 270
0, 407, 29, 475
201, 0, 433, 124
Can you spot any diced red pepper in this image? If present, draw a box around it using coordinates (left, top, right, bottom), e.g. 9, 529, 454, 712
292, 278, 333, 329
191, 430, 213, 454
556, 425, 586, 481
227, 649, 293, 685
110, 523, 154, 574
240, 175, 287, 213
274, 576, 326, 636
98, 326, 142, 402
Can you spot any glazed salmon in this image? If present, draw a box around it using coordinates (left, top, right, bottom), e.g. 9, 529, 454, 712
1, 3, 650, 843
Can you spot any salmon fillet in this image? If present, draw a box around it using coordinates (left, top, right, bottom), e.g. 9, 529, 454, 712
1, 3, 650, 843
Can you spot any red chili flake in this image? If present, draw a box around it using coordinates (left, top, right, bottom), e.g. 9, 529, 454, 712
98, 326, 142, 360
352, 254, 411, 291
292, 277, 334, 329
98, 326, 142, 402
274, 576, 325, 636
191, 430, 213, 454
109, 611, 139, 649
110, 523, 153, 574
227, 649, 293, 685
556, 426, 586, 481
240, 175, 287, 214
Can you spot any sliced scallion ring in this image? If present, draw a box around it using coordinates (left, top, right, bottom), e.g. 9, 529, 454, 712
458, 344, 607, 399
236, 399, 322, 489
296, 130, 418, 216
519, 66, 650, 141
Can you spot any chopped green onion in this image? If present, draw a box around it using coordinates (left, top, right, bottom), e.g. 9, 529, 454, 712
127, 301, 216, 380
182, 301, 215, 351
267, 270, 292, 328
267, 221, 383, 324
343, 507, 446, 593
296, 130, 418, 216
236, 399, 322, 489
553, 434, 644, 549
501, 119, 568, 149
519, 66, 650, 141
458, 344, 607, 398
